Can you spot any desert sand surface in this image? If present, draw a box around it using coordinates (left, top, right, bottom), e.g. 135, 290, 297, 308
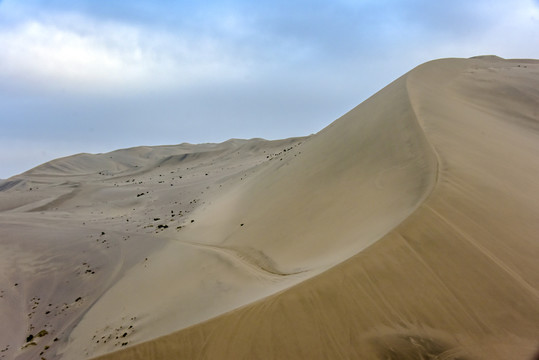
1, 56, 538, 360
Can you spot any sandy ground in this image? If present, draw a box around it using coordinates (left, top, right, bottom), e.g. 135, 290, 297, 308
1, 56, 538, 360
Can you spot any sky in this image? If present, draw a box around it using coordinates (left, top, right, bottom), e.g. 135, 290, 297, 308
1, 0, 538, 178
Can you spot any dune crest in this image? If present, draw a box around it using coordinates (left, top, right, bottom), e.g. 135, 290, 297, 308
1, 56, 538, 360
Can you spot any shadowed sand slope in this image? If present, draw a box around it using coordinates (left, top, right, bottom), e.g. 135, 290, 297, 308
93, 57, 539, 360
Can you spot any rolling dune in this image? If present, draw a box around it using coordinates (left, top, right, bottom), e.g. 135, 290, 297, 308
1, 56, 538, 360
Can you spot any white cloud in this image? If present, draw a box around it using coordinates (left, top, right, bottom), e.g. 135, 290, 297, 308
0, 13, 251, 94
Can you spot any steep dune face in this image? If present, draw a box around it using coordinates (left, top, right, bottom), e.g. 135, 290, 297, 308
94, 57, 539, 360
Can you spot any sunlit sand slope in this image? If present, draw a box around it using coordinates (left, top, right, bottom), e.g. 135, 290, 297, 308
95, 57, 539, 360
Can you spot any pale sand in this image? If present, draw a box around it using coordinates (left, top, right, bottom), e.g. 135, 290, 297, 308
1, 56, 538, 360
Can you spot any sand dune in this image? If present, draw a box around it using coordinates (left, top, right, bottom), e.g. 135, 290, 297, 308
1, 56, 538, 360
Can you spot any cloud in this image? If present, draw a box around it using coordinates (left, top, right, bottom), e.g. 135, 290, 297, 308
0, 11, 254, 94
4, 0, 534, 97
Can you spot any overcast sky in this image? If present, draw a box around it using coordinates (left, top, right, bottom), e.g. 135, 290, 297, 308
1, 0, 538, 178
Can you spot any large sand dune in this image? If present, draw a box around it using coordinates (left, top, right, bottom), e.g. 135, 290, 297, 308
1, 56, 538, 360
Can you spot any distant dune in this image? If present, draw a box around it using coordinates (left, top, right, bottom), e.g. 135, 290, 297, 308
0, 56, 538, 360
